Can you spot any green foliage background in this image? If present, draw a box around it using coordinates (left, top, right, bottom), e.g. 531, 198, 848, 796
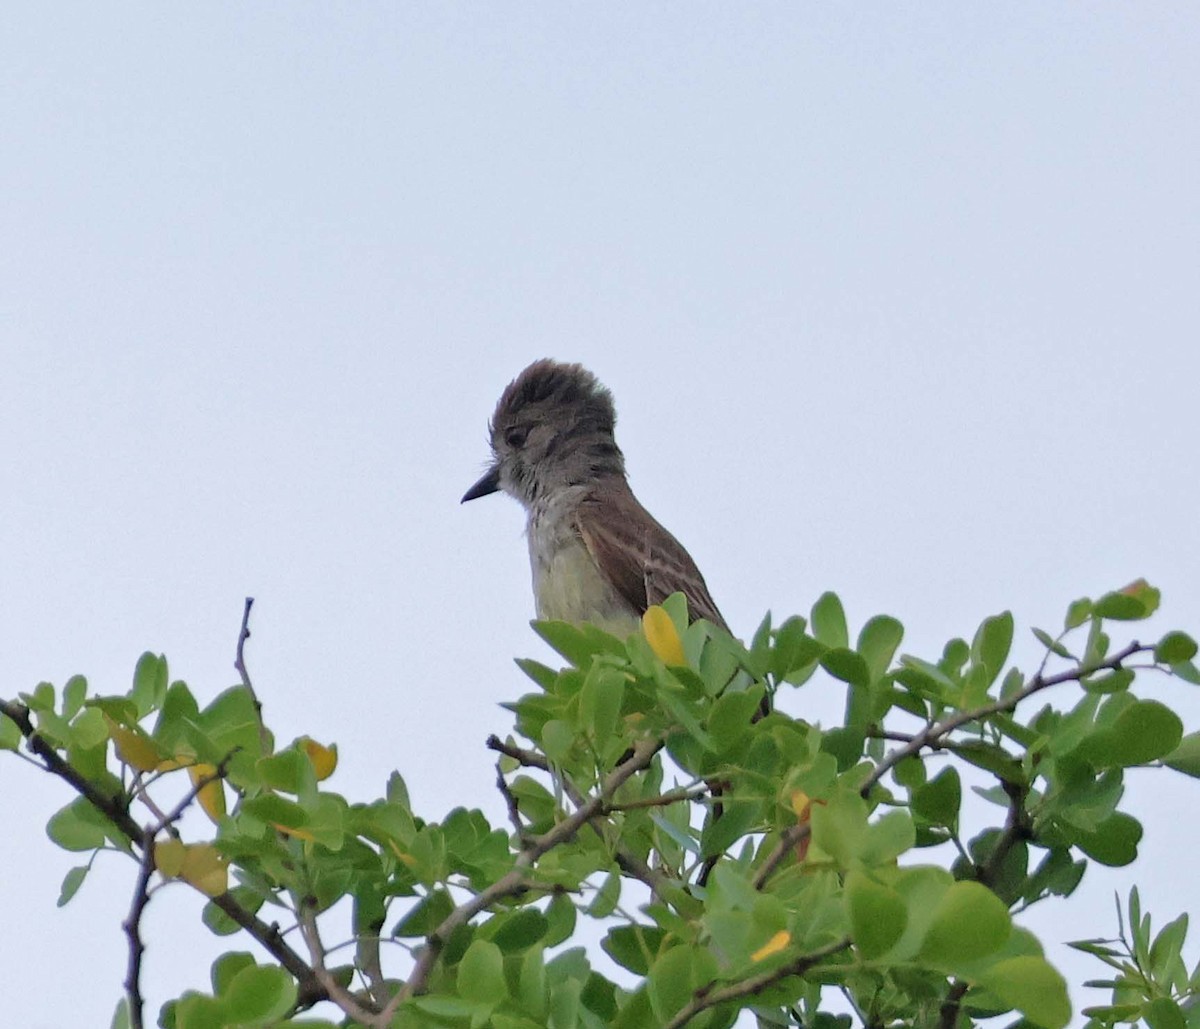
3, 582, 1199, 1029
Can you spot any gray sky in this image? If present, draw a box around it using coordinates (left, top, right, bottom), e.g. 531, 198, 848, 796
1, 5, 1197, 1027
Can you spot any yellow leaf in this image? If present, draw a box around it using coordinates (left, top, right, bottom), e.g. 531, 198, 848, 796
751, 930, 792, 962
180, 843, 229, 898
154, 839, 186, 877
273, 822, 316, 842
643, 606, 685, 665
104, 716, 163, 772
300, 737, 338, 781
187, 763, 227, 823
789, 790, 811, 818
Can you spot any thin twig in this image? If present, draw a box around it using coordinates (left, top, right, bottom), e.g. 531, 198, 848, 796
752, 642, 1146, 893
661, 935, 853, 1029
486, 734, 549, 771
122, 827, 157, 1029
976, 780, 1031, 890
938, 980, 970, 1029
297, 902, 383, 1025
752, 823, 811, 890
496, 760, 528, 845
383, 736, 663, 1020
0, 695, 326, 1008
233, 597, 270, 753
860, 641, 1146, 797
486, 733, 671, 900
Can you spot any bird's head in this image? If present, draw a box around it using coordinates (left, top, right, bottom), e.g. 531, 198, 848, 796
462, 359, 626, 508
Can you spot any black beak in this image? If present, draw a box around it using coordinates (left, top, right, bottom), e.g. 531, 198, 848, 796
461, 466, 501, 503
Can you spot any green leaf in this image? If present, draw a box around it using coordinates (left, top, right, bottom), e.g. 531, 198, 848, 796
920, 881, 1012, 967
769, 617, 823, 682
202, 887, 265, 936
846, 871, 907, 959
648, 946, 716, 1025
131, 652, 168, 718
979, 955, 1071, 1029
224, 964, 296, 1022
46, 798, 110, 852
1143, 997, 1187, 1029
972, 612, 1014, 687
257, 750, 314, 795
486, 909, 548, 952
392, 890, 455, 937
1094, 582, 1160, 621
811, 592, 849, 649
1032, 628, 1073, 659
821, 648, 870, 690
1171, 660, 1200, 686
211, 952, 256, 996
543, 891, 577, 948
541, 720, 576, 764
1165, 733, 1200, 778
62, 676, 88, 720
1073, 699, 1183, 768
912, 767, 961, 828
579, 663, 625, 743
857, 616, 904, 682
588, 872, 620, 918
809, 789, 869, 869
0, 709, 21, 751
458, 939, 508, 1005
1156, 632, 1198, 664
1074, 812, 1142, 866
1065, 598, 1093, 629
57, 864, 89, 907
603, 925, 668, 975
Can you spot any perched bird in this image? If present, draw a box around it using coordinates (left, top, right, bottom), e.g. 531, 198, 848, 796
462, 359, 728, 636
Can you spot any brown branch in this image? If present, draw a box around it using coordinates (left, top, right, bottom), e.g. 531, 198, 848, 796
0, 695, 326, 1008
486, 734, 549, 771
487, 732, 671, 900
232, 596, 270, 753
297, 902, 384, 1026
750, 643, 1147, 893
382, 736, 663, 1020
752, 823, 811, 891
661, 935, 852, 1029
938, 980, 970, 1029
976, 780, 1031, 890
495, 760, 528, 846
859, 641, 1147, 797
122, 827, 157, 1029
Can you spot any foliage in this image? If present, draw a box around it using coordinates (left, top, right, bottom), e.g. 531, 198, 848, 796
1, 582, 1198, 1029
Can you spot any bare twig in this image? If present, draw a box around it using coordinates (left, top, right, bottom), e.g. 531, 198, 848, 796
661, 935, 852, 1029
976, 779, 1031, 890
486, 734, 549, 771
122, 827, 157, 1029
938, 979, 970, 1029
752, 823, 811, 890
381, 737, 663, 1021
496, 760, 528, 845
0, 695, 326, 1007
752, 642, 1146, 893
487, 733, 672, 900
860, 641, 1146, 797
297, 902, 383, 1025
233, 597, 270, 752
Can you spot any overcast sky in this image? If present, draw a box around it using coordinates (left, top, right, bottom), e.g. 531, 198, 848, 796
1, 5, 1197, 1027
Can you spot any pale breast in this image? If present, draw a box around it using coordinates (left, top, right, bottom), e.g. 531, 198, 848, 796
527, 493, 641, 636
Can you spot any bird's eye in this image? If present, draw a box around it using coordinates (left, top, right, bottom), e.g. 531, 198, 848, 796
504, 425, 529, 448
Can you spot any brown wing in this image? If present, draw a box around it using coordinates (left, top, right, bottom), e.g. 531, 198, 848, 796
574, 485, 729, 631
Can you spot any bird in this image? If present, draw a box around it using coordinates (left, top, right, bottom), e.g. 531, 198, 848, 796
461, 359, 728, 637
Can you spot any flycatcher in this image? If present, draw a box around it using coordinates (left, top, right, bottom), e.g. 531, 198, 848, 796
462, 359, 728, 636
